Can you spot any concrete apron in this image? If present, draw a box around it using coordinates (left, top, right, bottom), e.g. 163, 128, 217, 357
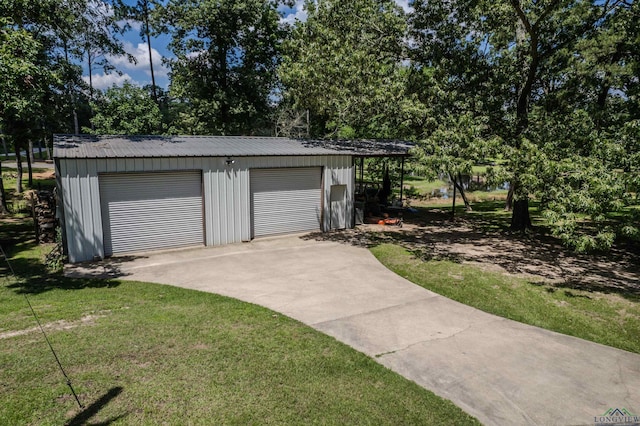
67, 236, 640, 426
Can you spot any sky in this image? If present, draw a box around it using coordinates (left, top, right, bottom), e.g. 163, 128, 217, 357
84, 0, 414, 91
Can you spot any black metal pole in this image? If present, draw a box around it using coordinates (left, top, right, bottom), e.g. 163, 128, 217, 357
399, 156, 405, 203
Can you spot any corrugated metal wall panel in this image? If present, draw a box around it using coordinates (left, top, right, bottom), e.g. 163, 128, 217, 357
59, 155, 354, 262
251, 168, 322, 237
100, 171, 203, 255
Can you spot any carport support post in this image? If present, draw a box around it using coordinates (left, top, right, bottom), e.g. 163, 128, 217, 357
399, 157, 405, 204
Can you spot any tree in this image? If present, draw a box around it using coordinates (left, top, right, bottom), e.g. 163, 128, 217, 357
116, 0, 159, 103
0, 133, 7, 214
409, 0, 503, 213
1, 0, 131, 193
280, 0, 424, 139
410, 0, 638, 250
79, 1, 132, 102
87, 81, 163, 134
0, 16, 54, 193
159, 0, 286, 135
412, 112, 500, 212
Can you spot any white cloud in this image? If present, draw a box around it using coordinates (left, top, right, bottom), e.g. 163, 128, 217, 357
109, 41, 169, 78
117, 19, 142, 32
88, 0, 114, 18
394, 0, 414, 13
280, 0, 308, 24
280, 0, 412, 25
186, 50, 206, 59
83, 72, 136, 90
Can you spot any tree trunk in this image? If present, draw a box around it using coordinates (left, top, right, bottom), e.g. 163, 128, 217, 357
64, 41, 80, 134
219, 44, 230, 131
450, 173, 472, 211
14, 143, 23, 194
26, 146, 33, 188
510, 199, 532, 231
509, 1, 538, 228
505, 184, 514, 211
0, 159, 8, 214
143, 0, 158, 105
72, 97, 79, 135
451, 180, 457, 219
38, 137, 44, 159
2, 135, 7, 158
28, 139, 35, 164
46, 138, 53, 161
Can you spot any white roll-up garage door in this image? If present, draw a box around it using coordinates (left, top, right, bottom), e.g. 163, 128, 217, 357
100, 171, 203, 256
251, 167, 322, 238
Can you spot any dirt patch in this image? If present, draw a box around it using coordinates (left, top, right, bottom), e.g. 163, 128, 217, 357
305, 212, 640, 299
32, 170, 55, 180
0, 313, 107, 340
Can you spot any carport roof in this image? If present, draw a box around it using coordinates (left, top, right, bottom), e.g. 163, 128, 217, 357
53, 135, 413, 159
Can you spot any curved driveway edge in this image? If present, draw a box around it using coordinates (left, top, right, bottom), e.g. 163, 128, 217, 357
67, 236, 640, 425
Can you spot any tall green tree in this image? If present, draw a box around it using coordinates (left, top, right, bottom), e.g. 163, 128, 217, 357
408, 0, 503, 213
86, 81, 163, 134
410, 0, 639, 250
280, 0, 423, 139
0, 13, 59, 193
159, 0, 286, 135
116, 0, 160, 103
78, 1, 132, 102
0, 0, 128, 192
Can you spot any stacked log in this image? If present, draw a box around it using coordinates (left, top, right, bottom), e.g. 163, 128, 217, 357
32, 190, 57, 244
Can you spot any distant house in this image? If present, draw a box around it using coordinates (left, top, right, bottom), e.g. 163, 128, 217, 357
54, 135, 411, 263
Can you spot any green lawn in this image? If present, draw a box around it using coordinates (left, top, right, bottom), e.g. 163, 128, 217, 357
403, 175, 448, 196
0, 236, 478, 425
402, 175, 508, 206
371, 243, 640, 354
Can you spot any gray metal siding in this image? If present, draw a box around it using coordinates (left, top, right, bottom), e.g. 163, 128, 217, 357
99, 172, 203, 255
58, 155, 353, 263
251, 168, 322, 237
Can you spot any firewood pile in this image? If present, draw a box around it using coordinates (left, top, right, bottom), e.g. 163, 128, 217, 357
32, 190, 57, 243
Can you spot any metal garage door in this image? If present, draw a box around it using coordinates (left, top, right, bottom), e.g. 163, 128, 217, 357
251, 167, 322, 238
100, 171, 203, 255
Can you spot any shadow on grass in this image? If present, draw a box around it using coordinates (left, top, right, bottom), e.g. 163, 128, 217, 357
0, 218, 35, 248
304, 205, 640, 303
1, 237, 138, 294
66, 386, 127, 426
2, 255, 123, 295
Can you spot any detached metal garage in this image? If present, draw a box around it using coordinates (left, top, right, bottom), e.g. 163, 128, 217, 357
54, 135, 356, 263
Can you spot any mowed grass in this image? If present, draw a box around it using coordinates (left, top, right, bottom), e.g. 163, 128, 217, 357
0, 241, 478, 425
371, 244, 640, 354
403, 176, 448, 195
402, 176, 508, 209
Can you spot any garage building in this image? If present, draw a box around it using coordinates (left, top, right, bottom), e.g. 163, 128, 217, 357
54, 135, 363, 263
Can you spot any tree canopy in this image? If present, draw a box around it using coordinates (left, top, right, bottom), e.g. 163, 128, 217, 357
1, 0, 638, 251
159, 0, 286, 135
280, 0, 423, 139
87, 81, 162, 134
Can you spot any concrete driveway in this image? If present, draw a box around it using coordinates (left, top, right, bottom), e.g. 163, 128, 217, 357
68, 235, 640, 425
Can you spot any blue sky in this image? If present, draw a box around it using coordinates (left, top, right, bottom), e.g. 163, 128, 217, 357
85, 0, 413, 91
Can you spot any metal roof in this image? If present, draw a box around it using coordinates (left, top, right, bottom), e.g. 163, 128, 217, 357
53, 134, 413, 159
